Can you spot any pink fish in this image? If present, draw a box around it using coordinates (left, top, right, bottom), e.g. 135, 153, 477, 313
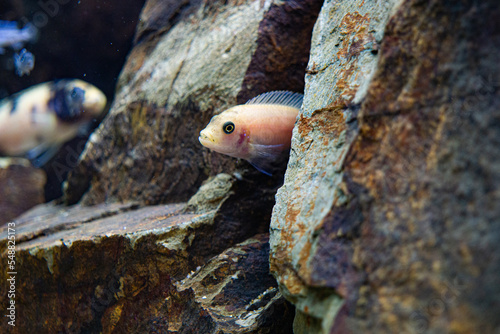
199, 91, 303, 175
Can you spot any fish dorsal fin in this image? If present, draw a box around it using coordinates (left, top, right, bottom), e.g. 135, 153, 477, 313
245, 91, 303, 109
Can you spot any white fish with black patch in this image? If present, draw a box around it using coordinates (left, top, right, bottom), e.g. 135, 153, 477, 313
0, 79, 107, 166
199, 91, 303, 175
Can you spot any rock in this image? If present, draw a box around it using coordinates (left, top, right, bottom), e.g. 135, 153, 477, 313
64, 0, 322, 205
0, 136, 295, 332
270, 0, 399, 329
0, 201, 291, 333
177, 234, 294, 333
0, 157, 45, 225
270, 0, 500, 333
185, 173, 234, 213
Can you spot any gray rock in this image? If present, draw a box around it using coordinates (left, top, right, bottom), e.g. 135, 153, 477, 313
270, 0, 500, 333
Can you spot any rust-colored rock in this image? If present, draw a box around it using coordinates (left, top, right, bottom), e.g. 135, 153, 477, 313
271, 0, 500, 333
0, 158, 45, 225
270, 0, 398, 330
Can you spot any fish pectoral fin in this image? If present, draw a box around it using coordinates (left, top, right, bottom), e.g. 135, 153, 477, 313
26, 143, 62, 168
247, 143, 286, 176
249, 143, 285, 159
247, 158, 274, 176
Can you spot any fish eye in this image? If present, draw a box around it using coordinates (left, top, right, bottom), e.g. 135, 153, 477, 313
223, 121, 235, 134
70, 87, 85, 101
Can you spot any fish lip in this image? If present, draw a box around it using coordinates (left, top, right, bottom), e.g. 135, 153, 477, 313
198, 133, 212, 146
198, 133, 236, 156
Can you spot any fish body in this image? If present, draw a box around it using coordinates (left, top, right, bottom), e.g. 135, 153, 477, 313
0, 79, 107, 166
199, 91, 303, 175
0, 21, 37, 53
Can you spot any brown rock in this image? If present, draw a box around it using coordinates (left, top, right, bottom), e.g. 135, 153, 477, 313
270, 1, 500, 333
64, 0, 322, 206
0, 201, 291, 333
177, 234, 294, 333
271, 0, 500, 333
0, 157, 45, 225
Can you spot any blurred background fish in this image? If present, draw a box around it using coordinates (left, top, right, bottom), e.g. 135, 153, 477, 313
0, 79, 107, 167
0, 20, 37, 76
0, 20, 37, 53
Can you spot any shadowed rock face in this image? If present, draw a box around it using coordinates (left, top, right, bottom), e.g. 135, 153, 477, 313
0, 181, 291, 333
64, 0, 322, 206
270, 0, 500, 333
0, 158, 45, 225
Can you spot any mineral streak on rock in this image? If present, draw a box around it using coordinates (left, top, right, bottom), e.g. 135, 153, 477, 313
64, 0, 322, 206
270, 0, 400, 331
271, 0, 500, 333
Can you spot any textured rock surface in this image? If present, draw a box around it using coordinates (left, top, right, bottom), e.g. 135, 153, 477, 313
270, 0, 399, 330
0, 157, 45, 225
0, 198, 290, 333
177, 234, 294, 333
64, 0, 322, 205
270, 0, 500, 333
0, 151, 293, 332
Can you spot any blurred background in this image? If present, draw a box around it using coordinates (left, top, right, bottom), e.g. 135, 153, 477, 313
0, 0, 145, 201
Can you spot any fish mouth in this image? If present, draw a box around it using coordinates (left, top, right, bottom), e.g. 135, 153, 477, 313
198, 131, 235, 155
198, 132, 213, 147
